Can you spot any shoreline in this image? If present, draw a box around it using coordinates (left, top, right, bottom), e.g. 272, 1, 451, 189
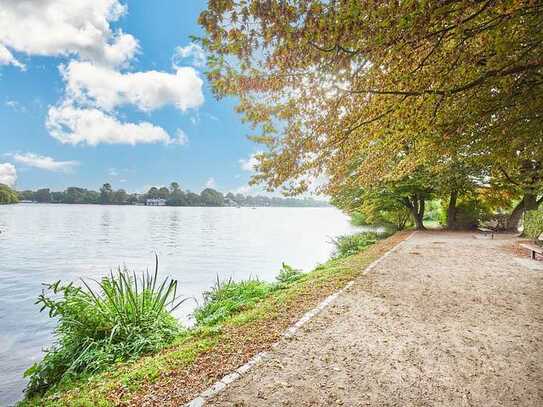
19, 231, 408, 406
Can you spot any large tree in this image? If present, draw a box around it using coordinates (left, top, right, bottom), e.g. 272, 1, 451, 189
332, 165, 435, 230
200, 1, 542, 201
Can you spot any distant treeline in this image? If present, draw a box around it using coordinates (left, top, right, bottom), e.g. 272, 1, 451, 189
16, 182, 329, 207
0, 183, 19, 204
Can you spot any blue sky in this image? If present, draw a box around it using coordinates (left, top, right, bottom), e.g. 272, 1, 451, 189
0, 0, 260, 194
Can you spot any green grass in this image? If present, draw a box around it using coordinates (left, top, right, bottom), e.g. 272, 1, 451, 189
194, 277, 273, 326
19, 232, 395, 406
331, 231, 391, 258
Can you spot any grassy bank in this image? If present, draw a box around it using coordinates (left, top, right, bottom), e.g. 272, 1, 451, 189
20, 231, 408, 406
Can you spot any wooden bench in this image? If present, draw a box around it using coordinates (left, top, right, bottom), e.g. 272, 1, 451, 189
520, 242, 543, 260
477, 227, 494, 239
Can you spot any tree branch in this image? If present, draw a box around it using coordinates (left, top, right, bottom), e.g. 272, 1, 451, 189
347, 60, 543, 97
499, 166, 519, 186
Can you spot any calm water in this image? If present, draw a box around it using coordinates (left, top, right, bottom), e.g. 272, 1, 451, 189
0, 204, 360, 405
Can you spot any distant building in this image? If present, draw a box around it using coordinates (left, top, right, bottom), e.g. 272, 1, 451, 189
145, 198, 166, 206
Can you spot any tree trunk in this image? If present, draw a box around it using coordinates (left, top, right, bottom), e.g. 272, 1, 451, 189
447, 190, 458, 230
508, 199, 524, 232
408, 194, 426, 230
401, 194, 427, 230
413, 212, 425, 230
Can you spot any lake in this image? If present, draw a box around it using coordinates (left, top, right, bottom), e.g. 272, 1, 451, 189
0, 204, 360, 405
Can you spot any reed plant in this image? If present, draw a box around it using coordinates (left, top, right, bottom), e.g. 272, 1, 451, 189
24, 256, 186, 395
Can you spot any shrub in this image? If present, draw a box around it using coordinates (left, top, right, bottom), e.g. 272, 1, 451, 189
194, 277, 272, 326
349, 206, 411, 230
332, 231, 389, 258
24, 257, 185, 395
524, 210, 543, 244
350, 212, 367, 226
275, 263, 303, 287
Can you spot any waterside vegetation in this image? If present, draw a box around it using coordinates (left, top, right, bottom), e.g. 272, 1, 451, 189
24, 259, 186, 396
20, 231, 397, 406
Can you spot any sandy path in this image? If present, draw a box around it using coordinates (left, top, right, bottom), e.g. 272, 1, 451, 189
206, 231, 543, 406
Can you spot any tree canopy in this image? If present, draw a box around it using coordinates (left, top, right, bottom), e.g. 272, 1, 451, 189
200, 0, 543, 229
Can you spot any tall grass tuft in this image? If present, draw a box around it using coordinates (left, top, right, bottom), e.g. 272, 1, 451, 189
24, 255, 186, 396
332, 231, 390, 258
194, 276, 273, 326
274, 263, 303, 287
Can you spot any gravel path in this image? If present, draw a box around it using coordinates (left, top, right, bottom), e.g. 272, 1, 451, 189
206, 231, 543, 406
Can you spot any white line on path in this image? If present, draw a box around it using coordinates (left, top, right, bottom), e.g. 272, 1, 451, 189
185, 231, 417, 407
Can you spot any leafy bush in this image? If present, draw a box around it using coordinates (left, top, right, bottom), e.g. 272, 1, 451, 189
194, 277, 272, 326
350, 212, 368, 226
332, 231, 389, 258
24, 257, 185, 395
524, 210, 543, 244
349, 205, 411, 230
275, 263, 303, 286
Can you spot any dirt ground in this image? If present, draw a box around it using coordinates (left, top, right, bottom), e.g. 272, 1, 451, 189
205, 231, 543, 406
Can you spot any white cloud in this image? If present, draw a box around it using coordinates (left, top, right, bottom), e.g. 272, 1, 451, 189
46, 104, 172, 146
205, 177, 216, 188
173, 43, 206, 68
173, 129, 189, 145
12, 153, 79, 172
239, 152, 261, 172
0, 1, 207, 146
5, 100, 26, 112
108, 168, 119, 177
0, 44, 24, 69
62, 61, 204, 112
0, 163, 17, 186
0, 0, 138, 68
